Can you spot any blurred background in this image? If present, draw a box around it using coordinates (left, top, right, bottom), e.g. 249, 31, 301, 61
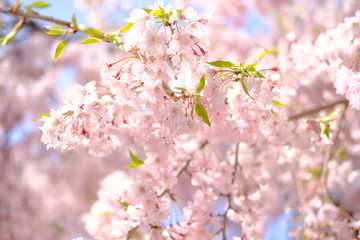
1, 0, 358, 239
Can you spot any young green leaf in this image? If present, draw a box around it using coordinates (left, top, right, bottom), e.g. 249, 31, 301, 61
1, 18, 25, 46
117, 199, 130, 208
241, 75, 254, 100
143, 8, 153, 14
1, 27, 19, 46
119, 23, 135, 33
196, 74, 205, 94
245, 63, 258, 69
317, 108, 341, 123
206, 60, 236, 68
272, 100, 286, 106
324, 126, 330, 138
152, 10, 166, 19
319, 122, 330, 139
195, 102, 211, 127
45, 30, 65, 36
80, 38, 101, 44
190, 104, 195, 120
87, 28, 104, 38
71, 14, 77, 29
53, 38, 67, 60
126, 150, 144, 168
247, 67, 265, 78
191, 94, 202, 101
174, 87, 188, 92
255, 48, 279, 58
27, 1, 50, 8
45, 25, 67, 36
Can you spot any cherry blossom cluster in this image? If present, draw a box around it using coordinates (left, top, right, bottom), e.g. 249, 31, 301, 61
38, 0, 289, 238
39, 1, 281, 155
1, 0, 358, 239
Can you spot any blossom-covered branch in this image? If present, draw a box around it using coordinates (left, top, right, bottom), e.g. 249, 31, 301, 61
2, 0, 360, 239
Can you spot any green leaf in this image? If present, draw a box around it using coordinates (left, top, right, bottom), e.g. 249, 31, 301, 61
241, 75, 254, 100
247, 67, 265, 78
256, 48, 279, 58
71, 14, 77, 29
190, 104, 194, 120
316, 108, 342, 139
196, 74, 205, 94
317, 108, 341, 123
45, 30, 65, 36
126, 150, 144, 168
191, 94, 202, 101
117, 199, 130, 208
174, 87, 187, 92
1, 18, 25, 46
27, 1, 50, 8
195, 102, 211, 127
143, 8, 153, 14
245, 63, 258, 69
152, 10, 166, 20
206, 60, 236, 68
119, 23, 135, 33
324, 127, 329, 139
87, 28, 104, 38
1, 27, 18, 46
39, 111, 51, 117
45, 25, 67, 36
53, 38, 67, 60
80, 38, 101, 44
319, 122, 330, 139
272, 100, 286, 106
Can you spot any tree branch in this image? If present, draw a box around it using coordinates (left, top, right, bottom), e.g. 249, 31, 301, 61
157, 159, 191, 198
232, 142, 239, 184
288, 99, 348, 121
0, 8, 72, 27
0, 7, 123, 46
321, 100, 348, 195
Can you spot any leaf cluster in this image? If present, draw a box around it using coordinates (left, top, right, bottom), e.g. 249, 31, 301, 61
206, 60, 265, 100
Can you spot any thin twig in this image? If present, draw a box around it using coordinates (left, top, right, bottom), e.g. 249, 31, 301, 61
320, 101, 354, 224
0, 7, 123, 46
214, 142, 241, 240
0, 8, 71, 27
212, 194, 232, 239
321, 101, 348, 197
288, 99, 348, 121
157, 159, 191, 198
232, 142, 240, 184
